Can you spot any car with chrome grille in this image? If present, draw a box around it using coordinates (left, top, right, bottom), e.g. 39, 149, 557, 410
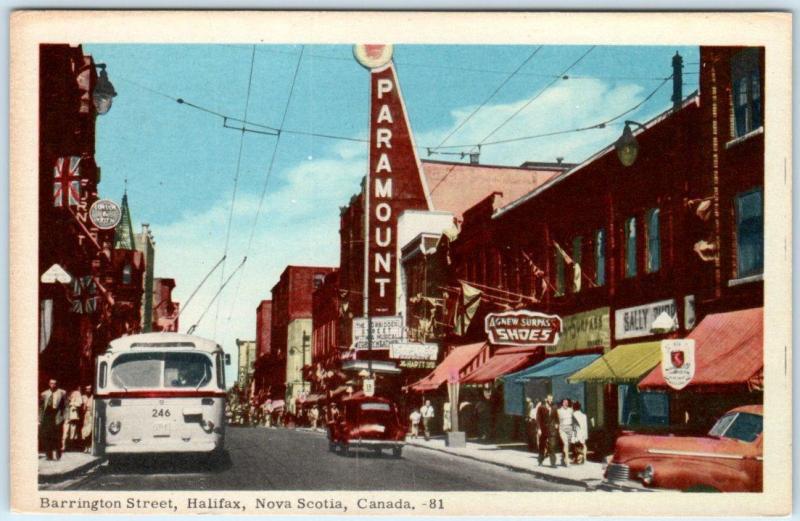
327, 395, 406, 457
604, 405, 763, 492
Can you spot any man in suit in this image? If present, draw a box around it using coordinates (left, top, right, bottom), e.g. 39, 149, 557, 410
536, 394, 556, 466
39, 378, 66, 460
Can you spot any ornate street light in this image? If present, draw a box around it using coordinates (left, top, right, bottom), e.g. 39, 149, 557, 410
93, 64, 117, 115
615, 120, 647, 167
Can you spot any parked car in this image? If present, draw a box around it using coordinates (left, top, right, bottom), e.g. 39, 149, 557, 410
604, 405, 763, 492
327, 395, 406, 457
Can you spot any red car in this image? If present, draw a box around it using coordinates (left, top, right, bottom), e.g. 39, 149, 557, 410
605, 405, 763, 492
327, 396, 406, 457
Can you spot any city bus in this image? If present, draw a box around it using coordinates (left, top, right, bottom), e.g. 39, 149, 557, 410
93, 332, 229, 458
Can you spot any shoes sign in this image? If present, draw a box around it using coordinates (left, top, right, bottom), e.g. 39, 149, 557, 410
485, 310, 562, 346
661, 339, 696, 390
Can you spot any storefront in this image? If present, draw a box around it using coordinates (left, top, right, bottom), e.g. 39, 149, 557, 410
638, 307, 763, 433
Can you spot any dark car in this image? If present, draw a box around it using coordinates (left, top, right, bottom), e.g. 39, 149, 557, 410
604, 405, 763, 492
327, 396, 406, 457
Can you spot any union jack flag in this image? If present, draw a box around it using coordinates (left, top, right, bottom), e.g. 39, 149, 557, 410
53, 156, 82, 208
70, 275, 100, 314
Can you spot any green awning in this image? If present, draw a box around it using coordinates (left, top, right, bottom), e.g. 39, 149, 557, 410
567, 341, 661, 384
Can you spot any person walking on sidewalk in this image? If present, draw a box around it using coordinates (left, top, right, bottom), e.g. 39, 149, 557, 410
571, 401, 588, 464
525, 398, 540, 452
80, 385, 94, 453
557, 399, 574, 467
536, 395, 555, 466
409, 408, 421, 438
420, 400, 435, 441
62, 385, 83, 452
39, 379, 66, 461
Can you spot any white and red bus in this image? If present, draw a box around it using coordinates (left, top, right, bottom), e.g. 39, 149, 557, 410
94, 332, 229, 457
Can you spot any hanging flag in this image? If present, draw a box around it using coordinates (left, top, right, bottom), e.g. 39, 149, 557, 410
553, 241, 573, 265
39, 299, 53, 353
554, 241, 583, 292
454, 282, 482, 336
53, 156, 82, 208
70, 275, 100, 314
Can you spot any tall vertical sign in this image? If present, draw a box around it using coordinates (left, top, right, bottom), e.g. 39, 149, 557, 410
354, 44, 432, 316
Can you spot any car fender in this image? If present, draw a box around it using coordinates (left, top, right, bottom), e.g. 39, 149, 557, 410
632, 457, 758, 492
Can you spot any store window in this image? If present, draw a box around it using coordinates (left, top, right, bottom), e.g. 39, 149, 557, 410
735, 188, 764, 278
645, 208, 661, 273
618, 385, 669, 427
572, 236, 583, 293
624, 217, 637, 278
731, 48, 763, 138
595, 229, 606, 286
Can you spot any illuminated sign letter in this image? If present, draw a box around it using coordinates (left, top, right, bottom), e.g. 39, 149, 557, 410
375, 178, 392, 198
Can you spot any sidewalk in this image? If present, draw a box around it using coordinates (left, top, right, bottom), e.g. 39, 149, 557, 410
38, 452, 104, 483
404, 436, 607, 490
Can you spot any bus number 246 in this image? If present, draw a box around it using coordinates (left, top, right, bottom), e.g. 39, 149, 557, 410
152, 408, 171, 418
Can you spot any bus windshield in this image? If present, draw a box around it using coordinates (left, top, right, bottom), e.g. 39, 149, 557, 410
111, 352, 213, 389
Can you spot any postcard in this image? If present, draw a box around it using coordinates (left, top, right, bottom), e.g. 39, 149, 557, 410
9, 10, 792, 516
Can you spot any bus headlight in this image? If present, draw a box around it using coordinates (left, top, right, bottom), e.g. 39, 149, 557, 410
108, 421, 121, 435
639, 464, 655, 485
200, 419, 215, 433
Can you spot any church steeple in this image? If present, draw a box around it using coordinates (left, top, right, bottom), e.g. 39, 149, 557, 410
113, 184, 136, 250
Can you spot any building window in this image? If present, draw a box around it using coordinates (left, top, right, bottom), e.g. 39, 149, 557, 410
313, 273, 325, 290
624, 217, 637, 278
618, 385, 669, 427
554, 246, 565, 297
571, 236, 583, 293
122, 264, 132, 285
735, 188, 764, 278
595, 228, 606, 286
645, 208, 661, 273
731, 48, 763, 138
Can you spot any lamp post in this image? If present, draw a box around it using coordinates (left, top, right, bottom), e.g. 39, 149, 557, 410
93, 63, 117, 115
614, 120, 647, 167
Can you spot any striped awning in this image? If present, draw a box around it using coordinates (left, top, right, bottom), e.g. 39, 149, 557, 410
567, 341, 661, 384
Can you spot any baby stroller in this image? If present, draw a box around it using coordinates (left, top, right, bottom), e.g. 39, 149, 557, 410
570, 438, 587, 464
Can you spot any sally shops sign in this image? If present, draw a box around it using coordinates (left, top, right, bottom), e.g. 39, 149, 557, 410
485, 310, 562, 347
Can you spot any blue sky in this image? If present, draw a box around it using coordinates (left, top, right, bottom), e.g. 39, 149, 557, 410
83, 44, 699, 383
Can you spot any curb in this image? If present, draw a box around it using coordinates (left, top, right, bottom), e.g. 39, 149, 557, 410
405, 441, 598, 490
38, 457, 106, 484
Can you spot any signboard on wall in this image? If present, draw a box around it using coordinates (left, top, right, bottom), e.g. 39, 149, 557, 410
661, 339, 696, 390
352, 316, 404, 350
389, 342, 438, 360
614, 299, 677, 340
398, 360, 436, 369
546, 307, 610, 355
485, 310, 562, 347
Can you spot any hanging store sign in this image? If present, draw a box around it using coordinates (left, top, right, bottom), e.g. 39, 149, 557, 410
389, 342, 438, 361
89, 199, 122, 230
661, 339, 696, 390
359, 45, 431, 316
615, 299, 677, 340
546, 307, 610, 355
398, 360, 436, 370
352, 316, 404, 350
485, 310, 562, 347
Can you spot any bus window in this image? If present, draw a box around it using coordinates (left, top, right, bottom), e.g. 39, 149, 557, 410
164, 353, 212, 388
112, 352, 162, 389
216, 353, 225, 389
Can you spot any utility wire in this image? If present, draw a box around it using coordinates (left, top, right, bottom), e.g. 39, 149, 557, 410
213, 45, 257, 340
428, 46, 542, 154
176, 254, 226, 328
187, 256, 247, 336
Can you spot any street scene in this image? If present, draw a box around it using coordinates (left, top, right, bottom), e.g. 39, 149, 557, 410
36, 40, 765, 494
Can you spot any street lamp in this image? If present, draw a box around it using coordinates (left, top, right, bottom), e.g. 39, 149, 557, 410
614, 120, 647, 167
93, 64, 117, 115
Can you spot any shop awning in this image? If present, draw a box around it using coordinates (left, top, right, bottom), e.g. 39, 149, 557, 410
567, 341, 661, 384
408, 342, 485, 392
461, 348, 541, 384
503, 354, 601, 382
639, 307, 763, 392
341, 359, 401, 374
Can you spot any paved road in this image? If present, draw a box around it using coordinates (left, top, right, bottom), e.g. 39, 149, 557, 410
57, 426, 581, 492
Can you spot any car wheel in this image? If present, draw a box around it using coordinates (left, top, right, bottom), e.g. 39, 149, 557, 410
373, 448, 382, 457
684, 484, 721, 493
392, 447, 402, 458
341, 444, 350, 456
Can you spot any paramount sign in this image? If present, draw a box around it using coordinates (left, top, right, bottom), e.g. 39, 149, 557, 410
485, 310, 563, 347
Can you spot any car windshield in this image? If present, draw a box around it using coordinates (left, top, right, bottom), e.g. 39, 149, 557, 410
708, 412, 763, 442
111, 352, 213, 389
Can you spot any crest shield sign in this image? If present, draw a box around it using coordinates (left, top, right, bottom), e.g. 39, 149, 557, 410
661, 339, 696, 390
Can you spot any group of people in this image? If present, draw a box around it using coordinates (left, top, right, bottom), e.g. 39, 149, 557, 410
408, 400, 436, 440
526, 394, 588, 467
39, 378, 94, 460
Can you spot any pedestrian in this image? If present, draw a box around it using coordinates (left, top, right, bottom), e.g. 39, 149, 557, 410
442, 401, 451, 432
310, 405, 320, 431
571, 401, 588, 464
39, 379, 66, 461
409, 408, 421, 438
62, 385, 83, 452
546, 398, 561, 468
80, 385, 93, 453
536, 394, 556, 467
557, 398, 574, 467
525, 397, 540, 453
420, 400, 435, 441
